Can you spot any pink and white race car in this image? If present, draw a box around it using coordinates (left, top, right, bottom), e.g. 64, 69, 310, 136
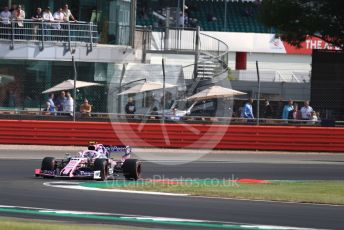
34, 143, 141, 181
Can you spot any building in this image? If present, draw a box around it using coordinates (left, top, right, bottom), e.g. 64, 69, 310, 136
0, 0, 138, 113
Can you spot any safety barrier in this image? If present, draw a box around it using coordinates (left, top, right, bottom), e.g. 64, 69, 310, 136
0, 120, 343, 152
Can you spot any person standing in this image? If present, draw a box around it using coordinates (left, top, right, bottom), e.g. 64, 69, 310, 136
282, 99, 294, 120
288, 103, 301, 120
42, 7, 54, 40
242, 98, 254, 119
42, 7, 54, 22
55, 91, 66, 113
0, 6, 11, 39
47, 93, 55, 113
63, 91, 74, 116
263, 99, 273, 119
310, 111, 318, 125
31, 7, 43, 40
32, 7, 43, 20
52, 8, 64, 30
300, 100, 314, 120
62, 4, 76, 22
125, 97, 136, 116
13, 5, 25, 25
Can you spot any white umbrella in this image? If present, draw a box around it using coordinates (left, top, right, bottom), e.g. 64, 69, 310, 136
118, 81, 177, 95
186, 86, 246, 101
0, 74, 14, 84
42, 80, 103, 94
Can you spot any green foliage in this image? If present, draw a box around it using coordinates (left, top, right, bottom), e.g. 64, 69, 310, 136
258, 0, 344, 49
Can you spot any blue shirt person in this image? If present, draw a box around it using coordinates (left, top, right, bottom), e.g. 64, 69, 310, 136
282, 99, 294, 120
55, 91, 67, 112
47, 94, 55, 112
242, 98, 254, 119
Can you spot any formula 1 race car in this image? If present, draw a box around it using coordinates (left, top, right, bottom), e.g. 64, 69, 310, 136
34, 143, 141, 181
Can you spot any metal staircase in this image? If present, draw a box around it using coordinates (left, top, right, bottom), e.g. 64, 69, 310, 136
138, 26, 229, 94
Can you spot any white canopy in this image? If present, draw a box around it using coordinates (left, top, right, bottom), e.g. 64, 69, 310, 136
186, 86, 246, 101
118, 81, 177, 95
42, 80, 103, 94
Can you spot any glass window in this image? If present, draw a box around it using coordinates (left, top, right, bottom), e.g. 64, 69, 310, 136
0, 60, 110, 112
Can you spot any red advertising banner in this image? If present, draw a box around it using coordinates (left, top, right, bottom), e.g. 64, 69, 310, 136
283, 36, 341, 55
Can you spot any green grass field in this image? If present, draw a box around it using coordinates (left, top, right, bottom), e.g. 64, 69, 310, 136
0, 218, 148, 230
104, 180, 344, 205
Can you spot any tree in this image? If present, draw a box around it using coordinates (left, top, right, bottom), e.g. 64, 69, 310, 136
258, 0, 344, 49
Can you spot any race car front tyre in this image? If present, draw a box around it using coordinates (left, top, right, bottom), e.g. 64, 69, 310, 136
122, 159, 141, 180
41, 157, 56, 178
94, 158, 108, 181
41, 157, 56, 170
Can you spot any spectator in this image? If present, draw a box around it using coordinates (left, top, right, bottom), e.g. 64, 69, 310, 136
79, 98, 92, 116
184, 13, 189, 26
1, 6, 11, 25
263, 99, 273, 119
242, 98, 254, 119
178, 12, 184, 27
42, 7, 54, 22
12, 4, 25, 27
300, 100, 314, 120
42, 7, 54, 39
52, 8, 64, 30
63, 91, 74, 116
288, 103, 301, 120
55, 91, 66, 112
47, 93, 55, 112
32, 7, 43, 20
0, 6, 11, 39
316, 111, 321, 122
310, 111, 318, 124
125, 97, 136, 115
44, 94, 55, 114
62, 4, 76, 22
282, 99, 293, 120
31, 7, 43, 40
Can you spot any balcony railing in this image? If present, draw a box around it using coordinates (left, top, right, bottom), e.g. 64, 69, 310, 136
0, 19, 98, 50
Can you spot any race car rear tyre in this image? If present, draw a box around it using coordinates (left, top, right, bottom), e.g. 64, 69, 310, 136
122, 159, 141, 180
41, 157, 56, 178
41, 157, 56, 170
94, 159, 108, 181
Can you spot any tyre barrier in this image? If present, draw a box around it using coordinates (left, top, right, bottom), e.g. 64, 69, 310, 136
0, 120, 343, 152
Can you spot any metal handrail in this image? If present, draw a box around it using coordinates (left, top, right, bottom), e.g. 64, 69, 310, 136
199, 32, 229, 56
0, 109, 338, 127
0, 19, 98, 50
178, 30, 229, 79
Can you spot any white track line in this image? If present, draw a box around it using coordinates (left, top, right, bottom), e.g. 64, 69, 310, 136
44, 182, 188, 196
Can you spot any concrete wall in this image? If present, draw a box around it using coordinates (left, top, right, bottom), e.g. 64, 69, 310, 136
0, 41, 141, 63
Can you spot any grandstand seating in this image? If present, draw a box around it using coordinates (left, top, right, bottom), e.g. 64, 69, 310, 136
136, 0, 274, 33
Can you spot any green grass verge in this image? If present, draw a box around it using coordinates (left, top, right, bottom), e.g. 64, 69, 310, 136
0, 217, 148, 230
107, 181, 344, 205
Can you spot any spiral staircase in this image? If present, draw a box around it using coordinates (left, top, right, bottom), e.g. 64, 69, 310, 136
138, 26, 229, 95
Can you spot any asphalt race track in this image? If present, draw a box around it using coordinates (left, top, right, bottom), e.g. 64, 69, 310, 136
0, 147, 344, 229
